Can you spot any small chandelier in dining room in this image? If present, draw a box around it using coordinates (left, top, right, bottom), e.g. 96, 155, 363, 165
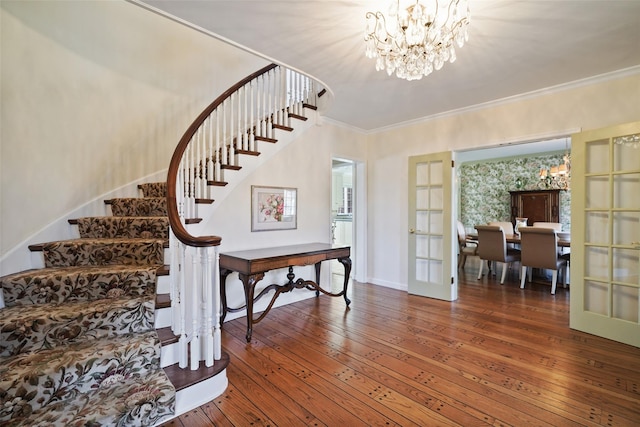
539, 139, 572, 190
364, 0, 471, 81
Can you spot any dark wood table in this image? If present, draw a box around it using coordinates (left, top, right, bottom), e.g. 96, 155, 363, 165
219, 243, 351, 342
467, 233, 570, 247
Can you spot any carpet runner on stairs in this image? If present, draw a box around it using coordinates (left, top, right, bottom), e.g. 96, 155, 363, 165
0, 183, 176, 426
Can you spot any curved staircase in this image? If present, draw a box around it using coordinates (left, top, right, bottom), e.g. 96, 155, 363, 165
0, 182, 213, 426
0, 63, 329, 426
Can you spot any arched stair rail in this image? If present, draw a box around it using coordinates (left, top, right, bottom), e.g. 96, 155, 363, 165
166, 63, 327, 370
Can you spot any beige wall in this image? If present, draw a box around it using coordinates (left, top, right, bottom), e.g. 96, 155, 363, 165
0, 0, 266, 269
2, 1, 638, 293
366, 73, 640, 288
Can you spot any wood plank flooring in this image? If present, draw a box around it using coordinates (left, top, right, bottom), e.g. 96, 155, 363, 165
160, 266, 640, 426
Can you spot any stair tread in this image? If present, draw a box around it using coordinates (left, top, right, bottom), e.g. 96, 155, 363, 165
31, 237, 168, 248
157, 326, 179, 346
3, 366, 175, 427
0, 330, 163, 418
1, 265, 160, 307
1, 264, 164, 279
156, 293, 171, 308
164, 352, 230, 392
29, 238, 167, 268
1, 294, 155, 357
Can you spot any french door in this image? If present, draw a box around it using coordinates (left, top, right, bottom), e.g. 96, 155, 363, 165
408, 151, 456, 301
570, 121, 640, 347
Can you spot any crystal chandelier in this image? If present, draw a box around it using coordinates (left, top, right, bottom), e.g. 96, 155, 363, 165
364, 0, 471, 81
613, 133, 640, 148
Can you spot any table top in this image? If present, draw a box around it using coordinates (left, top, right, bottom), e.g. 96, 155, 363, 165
219, 243, 351, 275
220, 243, 349, 261
467, 233, 570, 247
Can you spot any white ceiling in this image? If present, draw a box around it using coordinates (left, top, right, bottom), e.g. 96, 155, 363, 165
137, 0, 640, 133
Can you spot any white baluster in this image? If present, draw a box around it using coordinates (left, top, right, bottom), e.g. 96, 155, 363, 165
213, 246, 221, 360
260, 74, 265, 137
249, 81, 255, 152
237, 88, 242, 155
207, 116, 214, 195
202, 246, 215, 366
178, 242, 188, 369
190, 246, 200, 369
229, 93, 236, 165
222, 99, 227, 174
215, 109, 220, 182
229, 94, 234, 166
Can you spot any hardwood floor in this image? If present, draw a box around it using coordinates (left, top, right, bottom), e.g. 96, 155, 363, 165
160, 266, 640, 426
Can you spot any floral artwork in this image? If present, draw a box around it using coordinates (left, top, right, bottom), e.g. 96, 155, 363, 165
259, 193, 285, 222
252, 186, 297, 231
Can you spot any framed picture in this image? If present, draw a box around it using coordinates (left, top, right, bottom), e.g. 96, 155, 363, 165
251, 186, 297, 231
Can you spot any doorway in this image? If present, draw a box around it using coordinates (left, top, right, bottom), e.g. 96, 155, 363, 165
331, 159, 355, 285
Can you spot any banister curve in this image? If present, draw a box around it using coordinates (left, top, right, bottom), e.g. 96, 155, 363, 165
167, 63, 278, 247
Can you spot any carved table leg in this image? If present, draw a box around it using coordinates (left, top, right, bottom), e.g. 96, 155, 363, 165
338, 256, 352, 306
314, 262, 322, 297
239, 272, 264, 342
219, 268, 232, 324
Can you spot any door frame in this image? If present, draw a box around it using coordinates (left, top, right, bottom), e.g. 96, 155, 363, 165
331, 156, 367, 284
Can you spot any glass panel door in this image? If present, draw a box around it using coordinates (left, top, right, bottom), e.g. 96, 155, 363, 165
571, 121, 640, 347
408, 152, 455, 300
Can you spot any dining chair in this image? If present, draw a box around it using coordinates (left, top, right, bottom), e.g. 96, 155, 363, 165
519, 227, 568, 294
488, 221, 514, 235
475, 225, 521, 284
532, 222, 562, 231
457, 220, 478, 269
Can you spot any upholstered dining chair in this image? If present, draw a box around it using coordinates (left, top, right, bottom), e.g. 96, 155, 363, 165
475, 225, 521, 284
488, 221, 514, 235
489, 221, 517, 249
519, 227, 569, 294
532, 222, 562, 231
457, 220, 478, 269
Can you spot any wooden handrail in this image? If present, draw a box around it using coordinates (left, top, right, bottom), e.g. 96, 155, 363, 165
166, 63, 277, 247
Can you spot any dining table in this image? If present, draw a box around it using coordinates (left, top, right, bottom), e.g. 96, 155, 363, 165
466, 233, 571, 247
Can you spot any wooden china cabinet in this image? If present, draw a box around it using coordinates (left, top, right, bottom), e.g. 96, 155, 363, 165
509, 189, 560, 226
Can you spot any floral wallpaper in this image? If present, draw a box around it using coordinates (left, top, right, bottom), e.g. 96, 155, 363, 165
459, 153, 571, 233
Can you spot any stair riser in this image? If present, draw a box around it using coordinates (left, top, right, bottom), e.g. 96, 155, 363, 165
154, 306, 171, 329
0, 332, 161, 421
29, 247, 170, 269
3, 369, 175, 427
138, 182, 167, 198
172, 370, 228, 418
42, 240, 165, 268
1, 267, 156, 307
160, 341, 180, 368
109, 198, 167, 217
157, 274, 170, 294
0, 297, 154, 357
75, 217, 169, 239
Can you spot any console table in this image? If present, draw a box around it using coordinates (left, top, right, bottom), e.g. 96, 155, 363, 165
219, 243, 352, 342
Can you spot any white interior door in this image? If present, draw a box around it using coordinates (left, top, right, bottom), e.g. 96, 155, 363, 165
408, 151, 456, 301
570, 121, 640, 347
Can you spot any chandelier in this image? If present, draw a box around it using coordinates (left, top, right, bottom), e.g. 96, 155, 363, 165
539, 140, 571, 190
613, 133, 640, 148
364, 0, 471, 81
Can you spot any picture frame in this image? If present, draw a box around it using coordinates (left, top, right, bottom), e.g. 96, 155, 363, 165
251, 185, 297, 231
